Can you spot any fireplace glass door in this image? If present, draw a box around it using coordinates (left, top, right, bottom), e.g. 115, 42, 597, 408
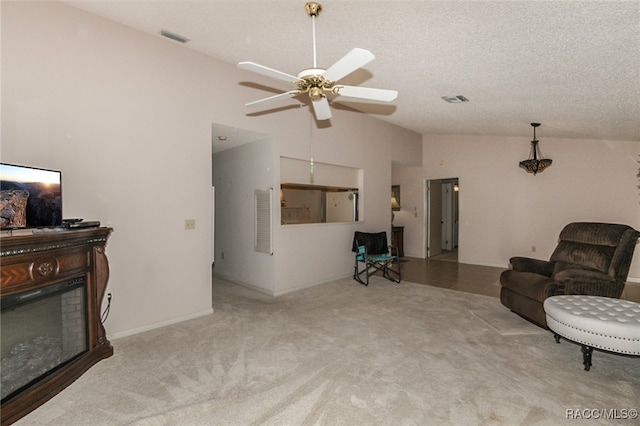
1, 276, 88, 402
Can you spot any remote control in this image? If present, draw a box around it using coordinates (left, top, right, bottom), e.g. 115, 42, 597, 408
63, 218, 83, 223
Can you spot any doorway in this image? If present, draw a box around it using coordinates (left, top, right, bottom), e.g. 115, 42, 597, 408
425, 178, 459, 261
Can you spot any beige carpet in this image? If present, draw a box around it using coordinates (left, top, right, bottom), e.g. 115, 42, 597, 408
470, 309, 548, 336
16, 277, 639, 425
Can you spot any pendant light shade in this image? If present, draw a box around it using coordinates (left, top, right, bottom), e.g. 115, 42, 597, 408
519, 123, 552, 175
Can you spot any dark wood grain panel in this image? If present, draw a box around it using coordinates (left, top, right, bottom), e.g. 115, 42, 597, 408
0, 227, 113, 425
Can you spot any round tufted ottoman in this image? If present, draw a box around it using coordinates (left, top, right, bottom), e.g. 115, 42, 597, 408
543, 295, 640, 371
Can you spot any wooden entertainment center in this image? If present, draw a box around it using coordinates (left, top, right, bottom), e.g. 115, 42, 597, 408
0, 227, 113, 425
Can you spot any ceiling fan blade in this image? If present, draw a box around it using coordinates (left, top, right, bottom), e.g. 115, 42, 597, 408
333, 85, 398, 102
238, 62, 301, 84
245, 91, 301, 107
322, 48, 375, 82
311, 97, 332, 120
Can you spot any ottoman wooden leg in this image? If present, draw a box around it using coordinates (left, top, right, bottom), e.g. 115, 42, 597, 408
553, 333, 561, 343
581, 345, 593, 371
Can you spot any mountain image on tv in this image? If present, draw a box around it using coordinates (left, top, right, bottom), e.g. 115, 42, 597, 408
0, 190, 30, 228
0, 164, 62, 229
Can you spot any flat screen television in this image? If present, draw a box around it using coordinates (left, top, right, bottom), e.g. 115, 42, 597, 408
0, 163, 62, 229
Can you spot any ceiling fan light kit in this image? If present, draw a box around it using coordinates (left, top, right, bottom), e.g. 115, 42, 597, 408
238, 2, 398, 121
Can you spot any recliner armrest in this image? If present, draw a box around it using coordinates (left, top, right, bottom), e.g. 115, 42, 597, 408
509, 257, 554, 276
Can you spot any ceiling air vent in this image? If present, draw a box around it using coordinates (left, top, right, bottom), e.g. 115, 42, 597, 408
441, 95, 470, 103
160, 29, 189, 44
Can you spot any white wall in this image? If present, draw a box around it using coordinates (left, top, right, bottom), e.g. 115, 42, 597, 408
2, 2, 422, 334
393, 134, 640, 280
270, 114, 422, 295
212, 100, 423, 297
2, 2, 223, 336
213, 139, 275, 293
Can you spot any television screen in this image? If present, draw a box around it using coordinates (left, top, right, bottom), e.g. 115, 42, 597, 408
0, 163, 62, 229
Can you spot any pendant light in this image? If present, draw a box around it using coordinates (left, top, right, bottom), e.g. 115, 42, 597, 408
519, 123, 552, 175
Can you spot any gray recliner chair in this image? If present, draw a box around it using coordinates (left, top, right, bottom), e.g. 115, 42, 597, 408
500, 222, 639, 328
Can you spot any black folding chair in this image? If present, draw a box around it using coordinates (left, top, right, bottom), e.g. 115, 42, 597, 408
352, 231, 401, 286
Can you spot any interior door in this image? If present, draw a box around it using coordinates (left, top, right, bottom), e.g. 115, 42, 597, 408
427, 180, 443, 258
442, 182, 454, 250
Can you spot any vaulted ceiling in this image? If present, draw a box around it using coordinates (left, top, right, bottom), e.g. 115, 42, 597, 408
62, 1, 639, 142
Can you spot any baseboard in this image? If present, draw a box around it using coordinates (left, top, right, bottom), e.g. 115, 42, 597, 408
406, 255, 640, 281
213, 272, 352, 297
272, 274, 352, 297
458, 260, 508, 269
212, 273, 275, 296
108, 308, 214, 341
403, 253, 508, 269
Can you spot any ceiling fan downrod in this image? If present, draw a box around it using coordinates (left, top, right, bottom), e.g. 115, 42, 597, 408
305, 2, 322, 68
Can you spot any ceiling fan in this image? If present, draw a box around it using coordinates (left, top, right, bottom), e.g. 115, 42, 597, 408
238, 2, 398, 121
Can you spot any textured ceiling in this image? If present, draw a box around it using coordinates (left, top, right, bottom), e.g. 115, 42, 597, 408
61, 0, 639, 142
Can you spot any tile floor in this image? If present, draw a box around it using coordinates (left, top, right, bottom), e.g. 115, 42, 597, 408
400, 255, 502, 298
400, 252, 640, 303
